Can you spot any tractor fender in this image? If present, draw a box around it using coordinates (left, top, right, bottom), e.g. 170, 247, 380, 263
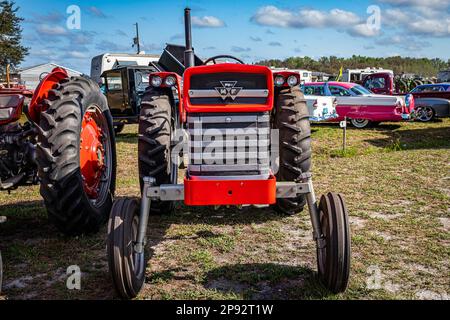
28, 67, 69, 123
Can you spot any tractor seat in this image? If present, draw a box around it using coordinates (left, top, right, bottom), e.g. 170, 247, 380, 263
0, 94, 25, 123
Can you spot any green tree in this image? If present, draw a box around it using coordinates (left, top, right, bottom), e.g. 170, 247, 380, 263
0, 0, 28, 72
257, 55, 447, 78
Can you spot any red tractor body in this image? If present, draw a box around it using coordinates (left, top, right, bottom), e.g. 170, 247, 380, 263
107, 8, 351, 300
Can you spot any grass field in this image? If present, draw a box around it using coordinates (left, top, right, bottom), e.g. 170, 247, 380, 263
0, 119, 449, 300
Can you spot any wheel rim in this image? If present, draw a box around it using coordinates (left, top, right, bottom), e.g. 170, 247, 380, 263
417, 107, 433, 122
80, 105, 112, 205
352, 119, 369, 128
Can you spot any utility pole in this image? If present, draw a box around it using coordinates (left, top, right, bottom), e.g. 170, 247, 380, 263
6, 63, 11, 88
133, 23, 141, 54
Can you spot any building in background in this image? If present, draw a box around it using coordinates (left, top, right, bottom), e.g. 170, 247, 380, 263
19, 63, 83, 90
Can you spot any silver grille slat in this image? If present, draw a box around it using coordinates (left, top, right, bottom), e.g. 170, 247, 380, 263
188, 89, 269, 99
187, 112, 271, 180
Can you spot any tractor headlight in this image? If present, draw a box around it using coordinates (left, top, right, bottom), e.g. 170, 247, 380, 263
287, 75, 298, 87
274, 75, 285, 87
151, 76, 162, 87
164, 76, 176, 87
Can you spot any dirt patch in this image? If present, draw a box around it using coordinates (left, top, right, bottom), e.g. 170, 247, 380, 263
350, 216, 367, 229
369, 212, 403, 221
438, 217, 450, 232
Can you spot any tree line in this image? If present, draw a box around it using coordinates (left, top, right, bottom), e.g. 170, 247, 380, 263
257, 56, 450, 78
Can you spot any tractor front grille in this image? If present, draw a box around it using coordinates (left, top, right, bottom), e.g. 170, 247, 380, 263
187, 112, 271, 180
188, 72, 269, 105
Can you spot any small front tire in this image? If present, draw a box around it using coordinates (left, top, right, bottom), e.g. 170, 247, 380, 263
107, 199, 145, 300
317, 193, 351, 293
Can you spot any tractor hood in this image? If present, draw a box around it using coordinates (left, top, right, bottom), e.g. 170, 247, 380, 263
183, 63, 274, 113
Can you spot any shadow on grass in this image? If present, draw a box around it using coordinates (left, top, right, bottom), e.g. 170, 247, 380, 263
203, 263, 332, 299
157, 204, 293, 227
0, 200, 50, 239
366, 126, 450, 151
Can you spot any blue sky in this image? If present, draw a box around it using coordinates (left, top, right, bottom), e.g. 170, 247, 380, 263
15, 0, 450, 74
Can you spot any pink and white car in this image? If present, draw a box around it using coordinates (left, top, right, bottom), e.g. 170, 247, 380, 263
303, 82, 414, 128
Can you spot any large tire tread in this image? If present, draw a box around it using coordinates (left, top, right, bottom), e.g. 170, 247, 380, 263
274, 87, 312, 215
138, 89, 175, 215
36, 76, 116, 236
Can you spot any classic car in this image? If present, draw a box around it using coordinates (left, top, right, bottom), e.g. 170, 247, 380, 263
305, 95, 338, 122
361, 73, 449, 122
303, 82, 414, 128
410, 84, 450, 122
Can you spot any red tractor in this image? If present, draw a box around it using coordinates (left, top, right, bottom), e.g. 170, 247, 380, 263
107, 8, 350, 299
0, 68, 116, 235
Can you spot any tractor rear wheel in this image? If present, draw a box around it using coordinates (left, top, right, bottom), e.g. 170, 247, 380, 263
107, 199, 145, 300
274, 87, 312, 215
138, 89, 177, 215
317, 193, 351, 293
37, 76, 116, 236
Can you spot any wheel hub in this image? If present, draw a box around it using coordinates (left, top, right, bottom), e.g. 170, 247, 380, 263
80, 111, 106, 199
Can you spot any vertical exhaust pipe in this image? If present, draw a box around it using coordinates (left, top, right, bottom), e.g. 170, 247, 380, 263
184, 7, 195, 69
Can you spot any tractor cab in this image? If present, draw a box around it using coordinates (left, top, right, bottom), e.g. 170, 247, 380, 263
102, 65, 157, 123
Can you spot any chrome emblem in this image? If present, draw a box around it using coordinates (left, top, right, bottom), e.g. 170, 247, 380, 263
215, 81, 243, 101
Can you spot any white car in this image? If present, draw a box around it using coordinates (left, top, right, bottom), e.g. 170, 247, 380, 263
304, 95, 338, 122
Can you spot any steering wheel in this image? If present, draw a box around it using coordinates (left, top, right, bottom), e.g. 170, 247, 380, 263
203, 55, 244, 65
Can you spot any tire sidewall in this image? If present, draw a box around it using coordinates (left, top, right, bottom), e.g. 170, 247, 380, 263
350, 118, 370, 129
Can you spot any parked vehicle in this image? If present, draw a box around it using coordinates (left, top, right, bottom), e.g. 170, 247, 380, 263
303, 82, 414, 128
342, 68, 393, 83
437, 70, 450, 83
411, 84, 450, 122
0, 68, 116, 235
101, 45, 205, 133
362, 73, 449, 122
305, 95, 338, 122
107, 8, 351, 299
90, 53, 160, 85
102, 65, 157, 133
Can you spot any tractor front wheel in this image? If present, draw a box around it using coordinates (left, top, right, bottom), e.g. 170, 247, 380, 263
37, 76, 116, 236
138, 89, 177, 215
316, 193, 351, 293
107, 199, 145, 300
274, 87, 312, 215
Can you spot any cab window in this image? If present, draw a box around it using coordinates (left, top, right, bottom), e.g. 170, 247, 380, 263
365, 77, 386, 90
106, 72, 123, 91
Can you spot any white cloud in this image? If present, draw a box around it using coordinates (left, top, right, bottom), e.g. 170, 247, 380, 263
192, 16, 226, 28
348, 23, 381, 37
36, 24, 67, 36
251, 6, 361, 29
66, 51, 89, 59
383, 7, 450, 37
378, 0, 450, 9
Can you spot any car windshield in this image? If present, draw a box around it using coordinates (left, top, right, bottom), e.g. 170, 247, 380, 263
412, 85, 448, 93
349, 85, 372, 95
